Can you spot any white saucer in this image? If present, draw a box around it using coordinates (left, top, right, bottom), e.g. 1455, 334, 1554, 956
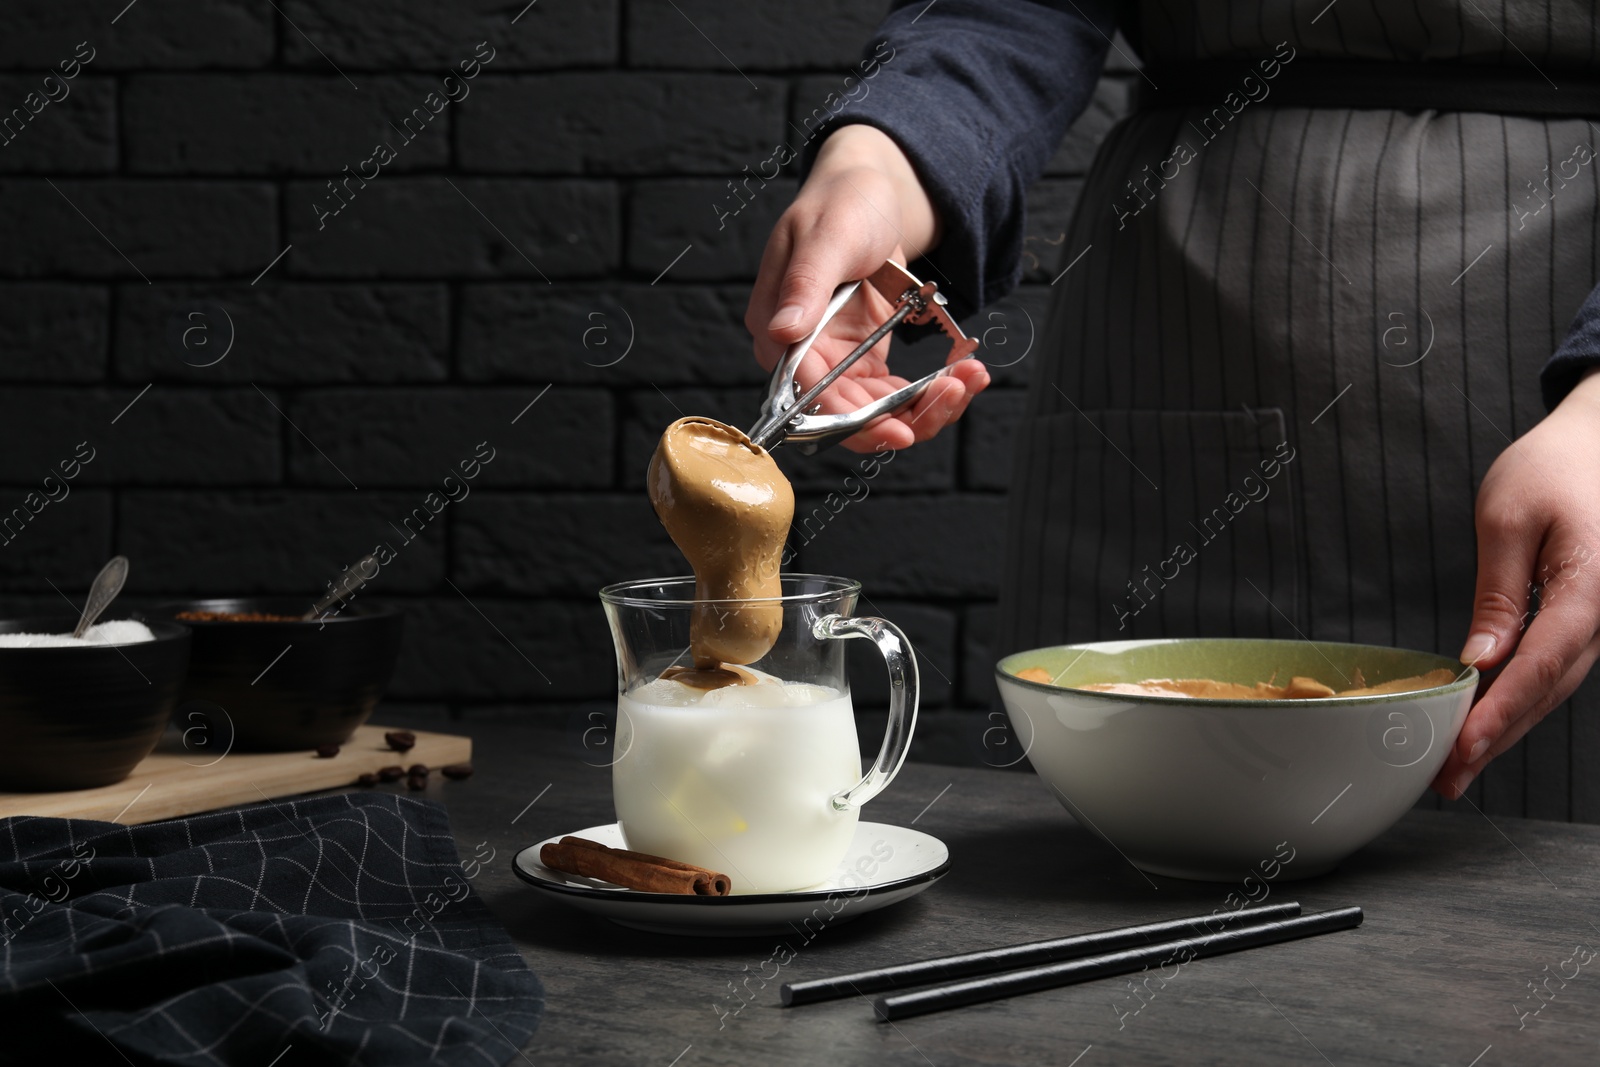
513, 821, 951, 937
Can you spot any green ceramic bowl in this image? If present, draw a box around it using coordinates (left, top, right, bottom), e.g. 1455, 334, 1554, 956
995, 638, 1477, 881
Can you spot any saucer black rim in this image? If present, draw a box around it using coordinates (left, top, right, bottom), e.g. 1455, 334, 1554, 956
511, 823, 952, 906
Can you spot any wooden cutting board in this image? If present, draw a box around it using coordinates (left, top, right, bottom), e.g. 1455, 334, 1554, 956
0, 724, 471, 825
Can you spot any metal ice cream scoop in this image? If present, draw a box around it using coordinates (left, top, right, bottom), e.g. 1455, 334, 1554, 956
747, 259, 978, 455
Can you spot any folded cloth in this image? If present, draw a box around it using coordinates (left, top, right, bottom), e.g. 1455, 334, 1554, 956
0, 792, 543, 1065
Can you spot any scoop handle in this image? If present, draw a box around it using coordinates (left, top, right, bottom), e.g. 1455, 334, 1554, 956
814, 613, 920, 811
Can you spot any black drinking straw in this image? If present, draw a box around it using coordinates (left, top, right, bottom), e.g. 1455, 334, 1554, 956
873, 905, 1364, 1022
781, 901, 1302, 1007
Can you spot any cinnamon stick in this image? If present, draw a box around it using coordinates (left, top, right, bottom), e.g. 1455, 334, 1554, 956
540, 836, 733, 896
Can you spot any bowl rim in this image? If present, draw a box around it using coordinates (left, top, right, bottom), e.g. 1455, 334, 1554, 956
152, 597, 403, 625
0, 616, 191, 650
995, 636, 1479, 706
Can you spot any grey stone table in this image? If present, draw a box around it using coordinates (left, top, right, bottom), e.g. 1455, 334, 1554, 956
383, 720, 1600, 1066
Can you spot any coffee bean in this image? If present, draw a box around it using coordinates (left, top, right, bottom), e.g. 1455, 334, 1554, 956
440, 763, 474, 780
407, 763, 428, 777
315, 744, 340, 758
355, 773, 379, 787
405, 773, 428, 791
377, 765, 405, 782
385, 730, 417, 753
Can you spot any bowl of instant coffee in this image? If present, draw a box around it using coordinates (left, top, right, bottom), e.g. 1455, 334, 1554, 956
157, 598, 403, 751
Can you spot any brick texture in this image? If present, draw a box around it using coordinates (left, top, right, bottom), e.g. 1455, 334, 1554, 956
114, 284, 450, 383
961, 602, 1001, 706
0, 75, 116, 173
459, 75, 786, 174
278, 1, 618, 69
0, 488, 111, 589
627, 1, 885, 69
119, 490, 447, 593
0, 181, 277, 278
0, 388, 280, 485
453, 493, 680, 596
124, 76, 453, 175
627, 179, 793, 281
0, 284, 108, 380
0, 0, 1138, 759
0, 5, 274, 69
285, 388, 613, 488
459, 284, 769, 386
387, 597, 613, 701
792, 494, 1005, 598
843, 599, 957, 709
285, 179, 619, 279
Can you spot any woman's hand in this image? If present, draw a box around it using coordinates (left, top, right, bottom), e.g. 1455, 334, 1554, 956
1433, 366, 1600, 799
745, 124, 990, 453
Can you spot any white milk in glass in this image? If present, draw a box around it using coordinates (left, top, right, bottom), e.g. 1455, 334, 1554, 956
614, 670, 861, 893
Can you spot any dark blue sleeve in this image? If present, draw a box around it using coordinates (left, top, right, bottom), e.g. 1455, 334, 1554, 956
1542, 286, 1600, 408
800, 0, 1119, 320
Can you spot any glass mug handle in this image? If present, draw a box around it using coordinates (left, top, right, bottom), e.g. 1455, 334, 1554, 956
813, 613, 920, 812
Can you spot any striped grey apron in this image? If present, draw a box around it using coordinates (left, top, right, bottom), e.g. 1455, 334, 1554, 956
997, 0, 1600, 820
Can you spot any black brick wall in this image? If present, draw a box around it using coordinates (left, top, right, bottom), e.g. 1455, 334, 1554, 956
0, 1, 1137, 763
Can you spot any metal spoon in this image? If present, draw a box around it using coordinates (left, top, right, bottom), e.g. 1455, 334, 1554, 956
73, 555, 130, 639
303, 553, 379, 620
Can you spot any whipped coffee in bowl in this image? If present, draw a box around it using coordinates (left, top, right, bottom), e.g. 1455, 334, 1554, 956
995, 637, 1478, 880
1014, 668, 1461, 700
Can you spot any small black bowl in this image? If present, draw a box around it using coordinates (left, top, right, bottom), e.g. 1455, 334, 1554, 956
0, 617, 190, 791
156, 598, 404, 752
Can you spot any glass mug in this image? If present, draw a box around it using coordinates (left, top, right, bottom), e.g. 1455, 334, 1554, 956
598, 574, 919, 893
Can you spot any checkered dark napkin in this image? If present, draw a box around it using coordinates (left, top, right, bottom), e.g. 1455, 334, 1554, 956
0, 792, 543, 1065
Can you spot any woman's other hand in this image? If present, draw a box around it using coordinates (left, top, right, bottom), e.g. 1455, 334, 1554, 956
1434, 367, 1600, 798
